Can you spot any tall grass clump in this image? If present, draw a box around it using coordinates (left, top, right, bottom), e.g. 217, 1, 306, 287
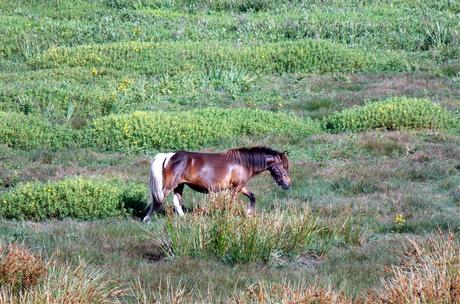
369, 233, 459, 304
0, 179, 124, 220
324, 97, 453, 132
88, 108, 321, 152
152, 193, 358, 264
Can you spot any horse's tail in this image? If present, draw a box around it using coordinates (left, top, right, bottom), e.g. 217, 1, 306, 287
149, 152, 175, 205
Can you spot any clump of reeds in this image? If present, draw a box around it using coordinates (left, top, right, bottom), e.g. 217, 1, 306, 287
153, 191, 358, 264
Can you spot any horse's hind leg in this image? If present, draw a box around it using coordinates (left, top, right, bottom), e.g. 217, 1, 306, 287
143, 202, 153, 223
143, 194, 165, 223
173, 184, 185, 216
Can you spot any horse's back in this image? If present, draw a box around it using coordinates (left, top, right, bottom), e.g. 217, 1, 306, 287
166, 150, 247, 192
170, 150, 228, 168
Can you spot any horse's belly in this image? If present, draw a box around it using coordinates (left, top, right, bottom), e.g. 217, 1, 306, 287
185, 183, 210, 193
182, 163, 246, 192
185, 181, 233, 193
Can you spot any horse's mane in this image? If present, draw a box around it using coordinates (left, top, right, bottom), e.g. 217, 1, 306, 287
225, 146, 283, 171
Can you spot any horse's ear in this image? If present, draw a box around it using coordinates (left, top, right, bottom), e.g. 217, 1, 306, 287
280, 151, 290, 170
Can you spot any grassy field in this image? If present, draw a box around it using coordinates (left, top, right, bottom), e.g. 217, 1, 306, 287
1, 0, 459, 303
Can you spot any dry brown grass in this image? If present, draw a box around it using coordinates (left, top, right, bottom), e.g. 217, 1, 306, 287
368, 233, 460, 304
0, 244, 125, 304
190, 190, 247, 217
229, 281, 352, 304
0, 244, 47, 291
129, 278, 193, 304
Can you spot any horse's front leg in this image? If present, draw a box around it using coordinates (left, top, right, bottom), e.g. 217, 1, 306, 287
241, 186, 256, 215
173, 184, 185, 216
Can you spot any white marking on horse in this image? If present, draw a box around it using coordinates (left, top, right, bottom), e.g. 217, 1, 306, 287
173, 193, 184, 216
143, 152, 175, 223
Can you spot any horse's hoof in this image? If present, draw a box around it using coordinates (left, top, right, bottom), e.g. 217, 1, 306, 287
246, 209, 255, 217
142, 217, 150, 223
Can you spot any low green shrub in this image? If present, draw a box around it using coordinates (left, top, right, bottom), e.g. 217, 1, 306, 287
0, 179, 124, 220
88, 108, 322, 152
0, 112, 80, 150
0, 112, 52, 150
0, 109, 321, 152
324, 97, 453, 132
450, 112, 460, 135
30, 40, 410, 75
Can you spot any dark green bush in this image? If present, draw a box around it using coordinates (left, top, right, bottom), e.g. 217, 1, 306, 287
88, 108, 322, 152
324, 98, 453, 132
119, 182, 149, 218
0, 179, 124, 220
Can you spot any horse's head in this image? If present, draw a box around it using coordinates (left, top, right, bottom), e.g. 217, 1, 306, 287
267, 151, 291, 190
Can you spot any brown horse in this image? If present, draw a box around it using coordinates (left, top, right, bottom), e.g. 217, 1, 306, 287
143, 146, 291, 222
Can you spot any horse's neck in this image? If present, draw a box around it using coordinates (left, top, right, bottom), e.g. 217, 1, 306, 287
252, 168, 267, 177
249, 161, 269, 176
225, 150, 269, 175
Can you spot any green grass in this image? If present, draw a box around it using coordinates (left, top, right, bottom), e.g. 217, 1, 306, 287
0, 111, 458, 301
1, 1, 458, 61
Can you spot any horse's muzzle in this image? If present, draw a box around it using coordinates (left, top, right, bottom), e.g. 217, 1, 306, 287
281, 176, 291, 190
281, 184, 290, 190
278, 181, 290, 190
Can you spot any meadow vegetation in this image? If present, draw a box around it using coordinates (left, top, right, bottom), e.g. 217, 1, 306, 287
0, 0, 459, 302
